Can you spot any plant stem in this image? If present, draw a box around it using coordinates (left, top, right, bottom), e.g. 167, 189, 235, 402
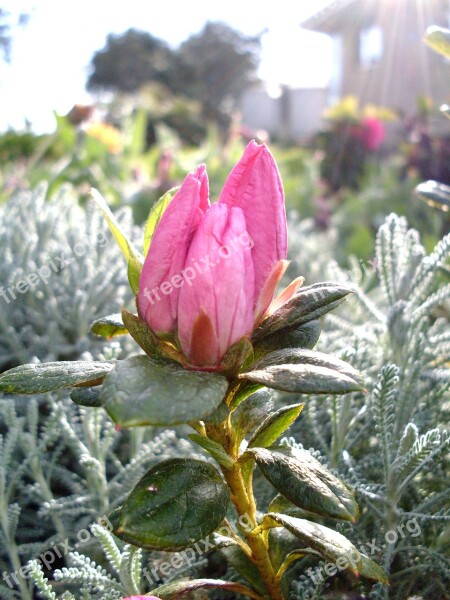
205, 419, 284, 600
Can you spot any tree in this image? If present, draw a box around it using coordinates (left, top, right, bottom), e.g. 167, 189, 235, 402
172, 22, 261, 122
87, 29, 173, 93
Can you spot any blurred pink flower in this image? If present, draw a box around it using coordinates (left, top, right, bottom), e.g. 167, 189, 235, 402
361, 116, 385, 151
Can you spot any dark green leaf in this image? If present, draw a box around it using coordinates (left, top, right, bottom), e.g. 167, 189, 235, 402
151, 578, 262, 600
231, 389, 274, 445
111, 458, 229, 551
90, 313, 128, 338
249, 447, 359, 522
221, 546, 267, 596
70, 387, 102, 407
0, 361, 114, 395
143, 187, 178, 256
248, 403, 304, 448
240, 359, 364, 395
360, 552, 390, 584
189, 434, 235, 468
254, 320, 321, 357
267, 513, 362, 575
220, 336, 253, 372
269, 494, 325, 521
100, 355, 228, 427
253, 282, 353, 342
424, 25, 450, 59
229, 381, 263, 410
268, 527, 302, 572
121, 309, 160, 356
415, 179, 450, 212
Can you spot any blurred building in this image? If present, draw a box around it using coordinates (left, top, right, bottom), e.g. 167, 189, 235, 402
302, 0, 450, 115
240, 85, 328, 143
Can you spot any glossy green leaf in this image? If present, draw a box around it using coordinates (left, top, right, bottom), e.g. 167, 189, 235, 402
268, 494, 325, 521
253, 282, 352, 342
90, 313, 128, 338
248, 403, 304, 448
70, 387, 102, 407
230, 389, 274, 445
121, 309, 160, 356
266, 513, 362, 575
424, 25, 450, 59
249, 446, 359, 522
240, 360, 364, 395
151, 578, 262, 600
254, 319, 321, 357
143, 187, 179, 255
100, 355, 228, 427
111, 458, 229, 551
0, 361, 114, 395
229, 381, 263, 410
90, 188, 143, 293
416, 180, 450, 212
189, 434, 235, 468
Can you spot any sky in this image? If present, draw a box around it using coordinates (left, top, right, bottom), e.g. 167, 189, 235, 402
0, 0, 333, 133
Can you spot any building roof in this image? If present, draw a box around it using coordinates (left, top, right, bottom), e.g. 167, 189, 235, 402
301, 0, 376, 33
302, 0, 448, 33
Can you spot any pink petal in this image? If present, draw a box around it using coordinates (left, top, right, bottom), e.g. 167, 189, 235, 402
219, 141, 287, 306
137, 165, 209, 333
254, 259, 289, 324
178, 203, 255, 366
266, 275, 304, 317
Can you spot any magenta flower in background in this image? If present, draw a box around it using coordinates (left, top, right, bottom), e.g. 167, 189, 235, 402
137, 141, 290, 367
361, 116, 385, 151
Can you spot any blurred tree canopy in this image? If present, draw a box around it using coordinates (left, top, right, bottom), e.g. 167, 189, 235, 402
87, 29, 173, 93
87, 22, 261, 127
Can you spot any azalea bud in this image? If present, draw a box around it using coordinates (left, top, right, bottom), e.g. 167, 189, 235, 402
137, 141, 289, 367
178, 203, 255, 366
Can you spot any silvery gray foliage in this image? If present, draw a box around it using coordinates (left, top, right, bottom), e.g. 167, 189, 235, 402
284, 213, 450, 600
0, 183, 134, 369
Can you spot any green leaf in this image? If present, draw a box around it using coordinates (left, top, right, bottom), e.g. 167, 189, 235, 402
70, 387, 102, 407
151, 578, 262, 600
415, 180, 450, 212
254, 320, 321, 357
268, 494, 326, 521
189, 434, 235, 468
90, 188, 143, 293
248, 403, 304, 448
229, 381, 263, 410
221, 546, 268, 596
220, 336, 253, 372
359, 552, 390, 584
121, 309, 160, 356
111, 458, 229, 551
266, 513, 362, 575
231, 389, 274, 445
143, 187, 179, 255
249, 446, 359, 522
424, 25, 450, 59
0, 361, 114, 395
91, 313, 128, 338
100, 355, 228, 427
240, 349, 365, 395
253, 282, 352, 342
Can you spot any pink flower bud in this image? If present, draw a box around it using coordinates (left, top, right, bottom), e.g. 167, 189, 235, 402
137, 141, 288, 367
